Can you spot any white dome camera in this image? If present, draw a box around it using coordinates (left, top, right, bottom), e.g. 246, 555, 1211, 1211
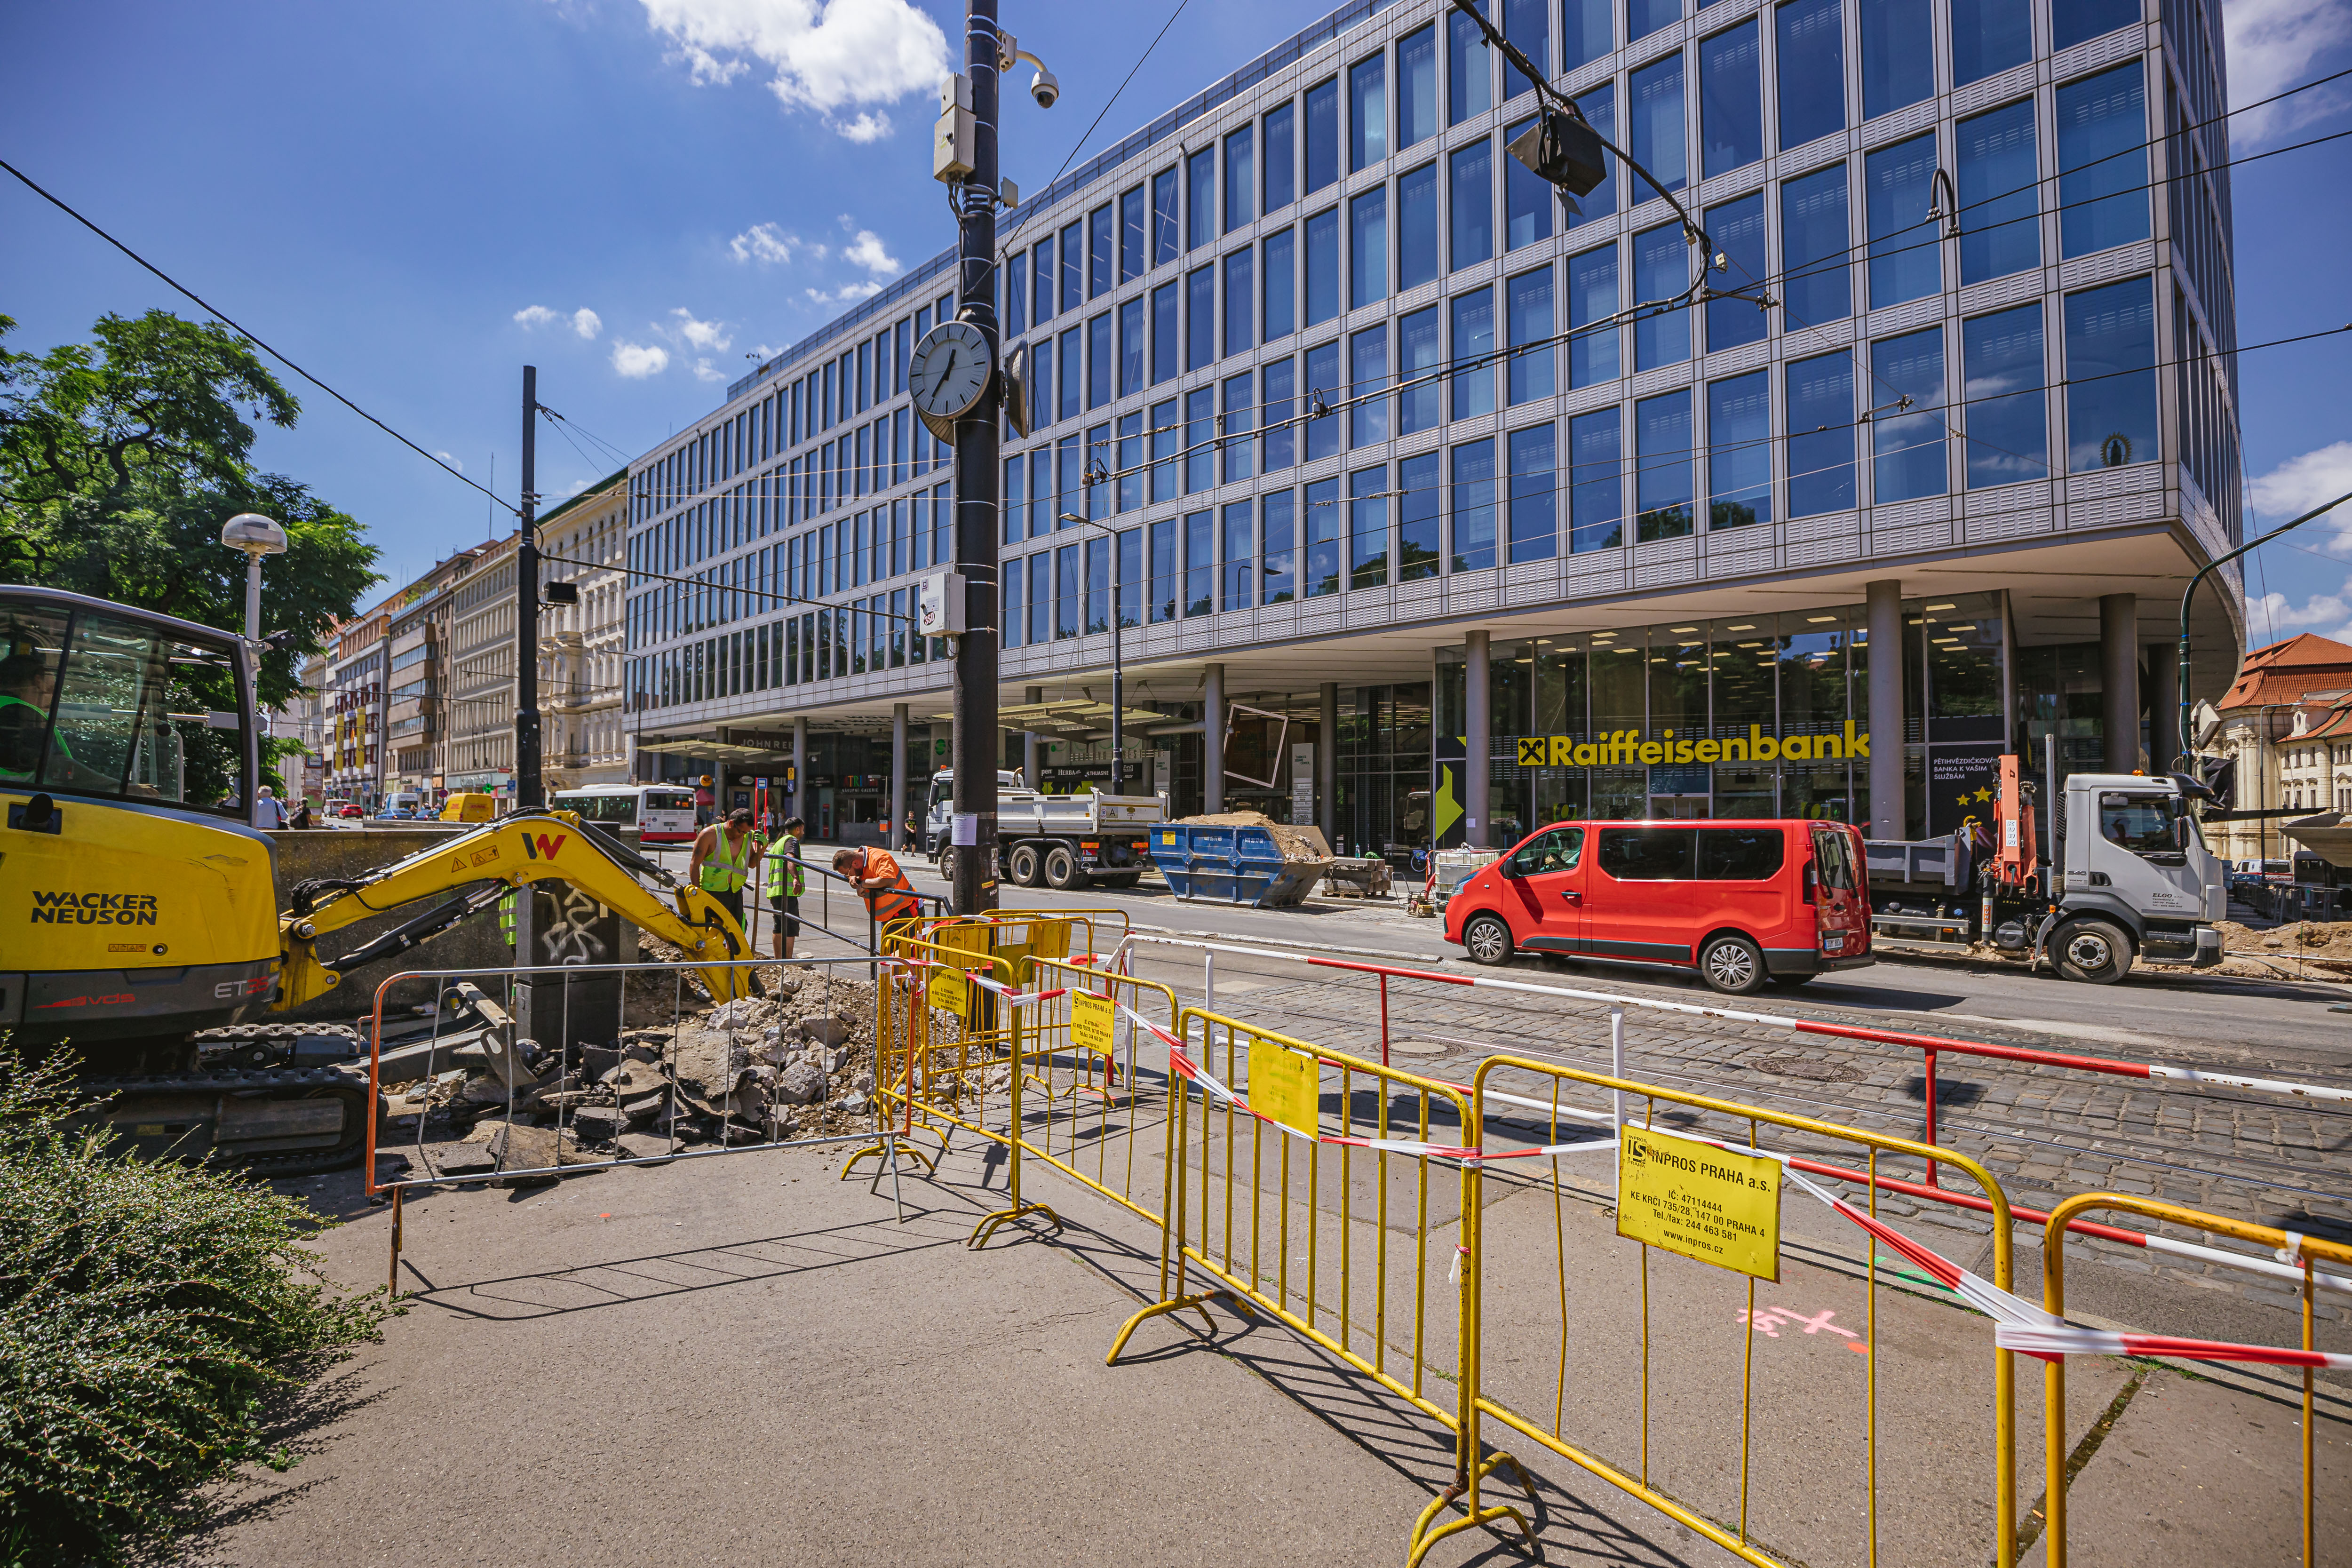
1030, 66, 1060, 109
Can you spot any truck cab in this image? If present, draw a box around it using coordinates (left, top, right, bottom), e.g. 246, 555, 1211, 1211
2052, 772, 2225, 976
922, 769, 1028, 858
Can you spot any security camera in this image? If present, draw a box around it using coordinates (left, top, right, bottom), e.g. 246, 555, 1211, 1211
1030, 67, 1060, 109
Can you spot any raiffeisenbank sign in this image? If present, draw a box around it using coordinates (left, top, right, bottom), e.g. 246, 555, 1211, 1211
1509, 722, 1872, 768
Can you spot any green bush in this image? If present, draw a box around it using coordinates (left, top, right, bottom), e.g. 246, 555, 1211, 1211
0, 1048, 387, 1564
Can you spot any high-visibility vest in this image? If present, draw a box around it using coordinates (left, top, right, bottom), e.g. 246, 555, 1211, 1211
857, 848, 919, 924
699, 828, 760, 892
764, 836, 805, 899
0, 692, 55, 780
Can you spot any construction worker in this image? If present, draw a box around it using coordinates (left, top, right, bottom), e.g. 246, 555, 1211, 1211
833, 842, 920, 944
765, 813, 808, 962
0, 640, 56, 782
690, 806, 764, 933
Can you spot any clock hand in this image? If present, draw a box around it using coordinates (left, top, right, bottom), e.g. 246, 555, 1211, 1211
939, 349, 958, 389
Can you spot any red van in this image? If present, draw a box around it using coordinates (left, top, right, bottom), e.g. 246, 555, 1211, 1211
1444, 819, 1874, 994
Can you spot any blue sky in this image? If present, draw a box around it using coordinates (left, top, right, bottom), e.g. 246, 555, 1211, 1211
3, 0, 2349, 645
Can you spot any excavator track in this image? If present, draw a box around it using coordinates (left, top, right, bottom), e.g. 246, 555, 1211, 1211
81, 1060, 378, 1178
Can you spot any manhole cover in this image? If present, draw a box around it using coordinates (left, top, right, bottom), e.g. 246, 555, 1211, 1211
1746, 1054, 1867, 1083
1385, 1040, 1452, 1058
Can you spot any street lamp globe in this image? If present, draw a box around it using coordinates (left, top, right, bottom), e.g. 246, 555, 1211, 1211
220, 513, 287, 557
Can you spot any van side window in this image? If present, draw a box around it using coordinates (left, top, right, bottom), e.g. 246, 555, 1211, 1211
1696, 828, 1785, 880
1810, 829, 1857, 889
1597, 827, 1695, 880
1507, 826, 1583, 876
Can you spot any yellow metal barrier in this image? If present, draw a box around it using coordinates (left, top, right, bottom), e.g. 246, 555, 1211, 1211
1457, 1054, 2020, 1568
2036, 1195, 2352, 1568
845, 934, 1021, 1186
1106, 1006, 1538, 1560
985, 955, 1182, 1235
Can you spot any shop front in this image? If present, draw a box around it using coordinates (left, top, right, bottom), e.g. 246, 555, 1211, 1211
1434, 590, 2016, 849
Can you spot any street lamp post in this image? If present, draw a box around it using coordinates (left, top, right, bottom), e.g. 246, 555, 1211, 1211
220, 511, 286, 828
1056, 511, 1128, 793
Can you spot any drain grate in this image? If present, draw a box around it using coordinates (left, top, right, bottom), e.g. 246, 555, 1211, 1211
1746, 1054, 1868, 1083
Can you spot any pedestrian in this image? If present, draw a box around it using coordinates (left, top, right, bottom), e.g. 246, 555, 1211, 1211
765, 814, 808, 963
290, 796, 313, 830
832, 842, 920, 946
254, 785, 288, 829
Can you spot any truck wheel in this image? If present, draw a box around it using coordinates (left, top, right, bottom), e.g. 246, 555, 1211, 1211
1462, 914, 1515, 966
1042, 844, 1087, 890
1698, 934, 1768, 995
1007, 842, 1044, 887
2054, 919, 2132, 984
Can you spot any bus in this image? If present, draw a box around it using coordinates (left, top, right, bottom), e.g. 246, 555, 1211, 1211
551, 784, 700, 844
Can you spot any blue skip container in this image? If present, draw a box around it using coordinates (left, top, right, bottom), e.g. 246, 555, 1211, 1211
1149, 823, 1328, 907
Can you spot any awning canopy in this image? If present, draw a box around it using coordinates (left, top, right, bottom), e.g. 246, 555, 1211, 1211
943, 699, 1168, 739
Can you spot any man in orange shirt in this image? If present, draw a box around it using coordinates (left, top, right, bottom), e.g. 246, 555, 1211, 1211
833, 844, 920, 940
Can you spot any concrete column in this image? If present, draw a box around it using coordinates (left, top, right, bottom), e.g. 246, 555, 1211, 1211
1318, 680, 1338, 849
791, 716, 808, 818
889, 702, 908, 851
1866, 580, 1905, 838
2101, 594, 2139, 774
1465, 631, 1491, 849
1203, 663, 1226, 814
1022, 685, 1041, 788
2146, 642, 2177, 776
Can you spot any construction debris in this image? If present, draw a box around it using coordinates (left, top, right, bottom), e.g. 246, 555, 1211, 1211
388, 963, 962, 1181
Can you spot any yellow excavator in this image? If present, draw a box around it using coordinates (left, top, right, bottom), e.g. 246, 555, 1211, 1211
1, 584, 753, 1174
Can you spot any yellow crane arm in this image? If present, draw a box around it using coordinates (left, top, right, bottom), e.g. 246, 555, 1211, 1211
272, 811, 755, 1009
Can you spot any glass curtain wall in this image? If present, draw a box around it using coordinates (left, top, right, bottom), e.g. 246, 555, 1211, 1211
1431, 591, 2006, 846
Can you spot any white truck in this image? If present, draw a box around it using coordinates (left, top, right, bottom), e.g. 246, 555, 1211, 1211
921, 768, 1163, 891
1865, 751, 2225, 983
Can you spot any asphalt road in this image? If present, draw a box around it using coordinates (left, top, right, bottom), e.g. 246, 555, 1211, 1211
643, 841, 2352, 1069
825, 852, 2352, 1074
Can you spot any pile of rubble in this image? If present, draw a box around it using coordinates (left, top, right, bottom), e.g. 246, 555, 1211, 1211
385, 967, 940, 1183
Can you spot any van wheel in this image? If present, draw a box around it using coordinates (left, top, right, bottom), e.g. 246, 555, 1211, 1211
1462, 914, 1515, 966
1043, 845, 1087, 890
2054, 919, 2131, 984
1007, 843, 1044, 887
1699, 934, 1768, 995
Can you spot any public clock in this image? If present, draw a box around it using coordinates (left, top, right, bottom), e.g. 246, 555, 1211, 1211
908, 318, 995, 438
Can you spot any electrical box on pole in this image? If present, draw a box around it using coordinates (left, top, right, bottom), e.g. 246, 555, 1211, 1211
917, 570, 969, 637
934, 73, 975, 183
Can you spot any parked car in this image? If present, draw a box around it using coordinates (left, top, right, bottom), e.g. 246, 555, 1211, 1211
1443, 818, 1875, 995
332, 803, 362, 820
375, 807, 415, 820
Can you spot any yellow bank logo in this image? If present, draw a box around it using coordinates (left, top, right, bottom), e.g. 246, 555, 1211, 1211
1509, 723, 1871, 768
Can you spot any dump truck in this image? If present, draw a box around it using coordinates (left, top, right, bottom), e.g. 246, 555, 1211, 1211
998, 789, 1164, 890
1, 583, 756, 1173
1864, 749, 2224, 983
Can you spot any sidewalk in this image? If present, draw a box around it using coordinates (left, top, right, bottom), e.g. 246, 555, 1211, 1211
204, 1113, 2348, 1566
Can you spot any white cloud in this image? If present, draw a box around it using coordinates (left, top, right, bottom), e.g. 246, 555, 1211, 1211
841, 225, 901, 279
730, 222, 807, 264
611, 341, 670, 378
2251, 439, 2352, 553
572, 308, 602, 340
691, 357, 725, 383
667, 307, 731, 352
748, 343, 784, 360
804, 281, 885, 305
432, 450, 463, 472
2224, 0, 2352, 146
513, 304, 562, 329
636, 0, 948, 140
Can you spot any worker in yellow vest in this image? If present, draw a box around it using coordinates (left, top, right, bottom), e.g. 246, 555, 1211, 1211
764, 813, 807, 963
689, 806, 764, 934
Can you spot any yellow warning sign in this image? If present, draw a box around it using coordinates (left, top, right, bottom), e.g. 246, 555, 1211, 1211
1616, 1126, 1783, 1281
1247, 1035, 1320, 1138
1071, 993, 1116, 1056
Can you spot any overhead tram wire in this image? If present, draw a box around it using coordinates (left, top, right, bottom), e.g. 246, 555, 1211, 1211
995, 0, 1193, 261
0, 154, 516, 520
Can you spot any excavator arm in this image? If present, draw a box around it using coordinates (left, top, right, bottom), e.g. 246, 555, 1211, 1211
271, 810, 755, 1009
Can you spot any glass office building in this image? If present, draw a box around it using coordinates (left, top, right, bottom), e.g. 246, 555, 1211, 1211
624, 0, 2242, 865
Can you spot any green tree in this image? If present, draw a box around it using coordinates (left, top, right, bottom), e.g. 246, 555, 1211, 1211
0, 310, 378, 712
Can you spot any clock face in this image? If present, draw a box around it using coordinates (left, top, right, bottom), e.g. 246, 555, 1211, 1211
910, 319, 994, 421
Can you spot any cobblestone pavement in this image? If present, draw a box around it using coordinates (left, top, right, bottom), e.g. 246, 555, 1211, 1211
1111, 940, 2352, 1340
